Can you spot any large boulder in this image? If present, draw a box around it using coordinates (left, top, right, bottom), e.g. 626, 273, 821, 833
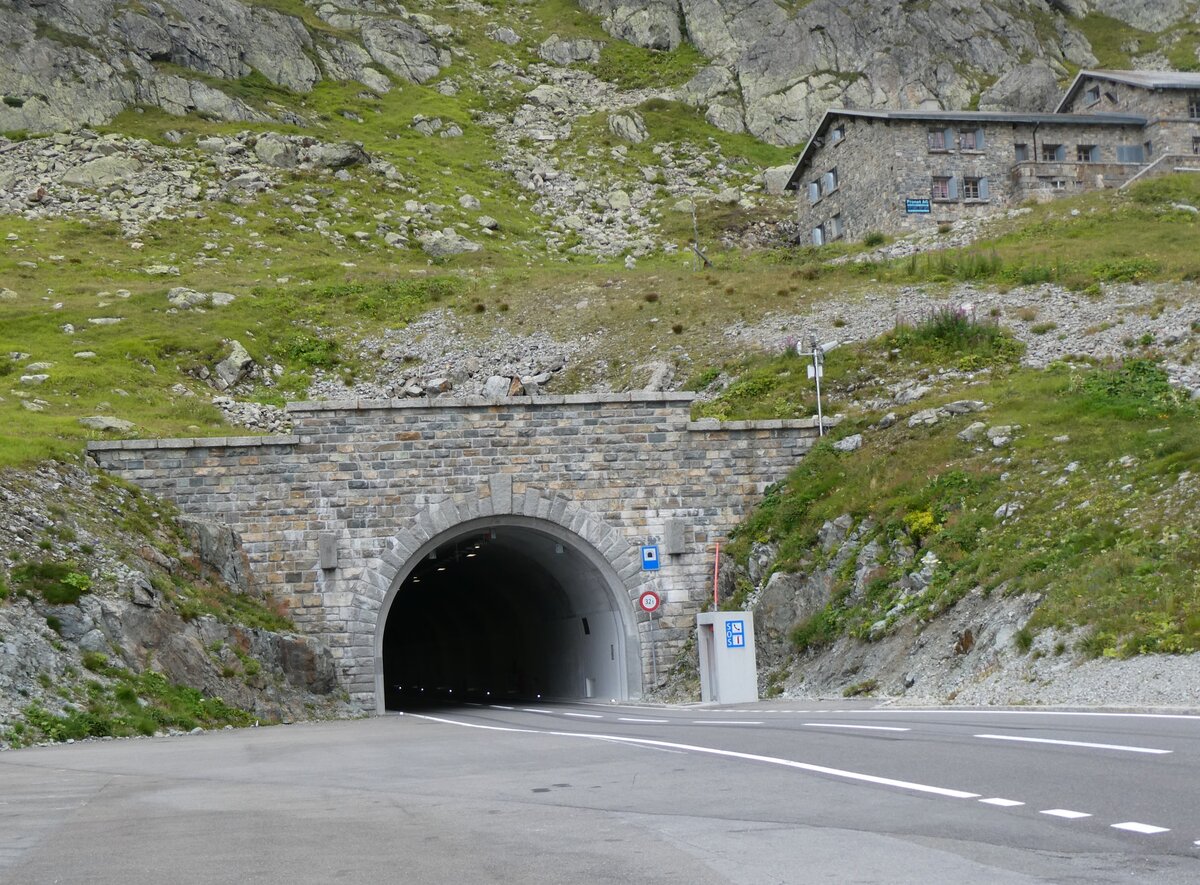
537, 34, 602, 65
418, 229, 481, 257
254, 132, 299, 168
608, 110, 650, 143
360, 18, 446, 83
214, 340, 255, 389
60, 155, 142, 189
580, 0, 683, 50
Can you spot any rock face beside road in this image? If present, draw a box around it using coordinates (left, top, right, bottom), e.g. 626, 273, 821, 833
0, 464, 346, 745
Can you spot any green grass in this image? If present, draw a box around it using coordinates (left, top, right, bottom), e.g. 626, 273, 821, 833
595, 41, 706, 90
722, 322, 1200, 659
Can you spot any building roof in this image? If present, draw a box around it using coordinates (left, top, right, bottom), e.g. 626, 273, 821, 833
1056, 69, 1200, 112
784, 107, 1147, 190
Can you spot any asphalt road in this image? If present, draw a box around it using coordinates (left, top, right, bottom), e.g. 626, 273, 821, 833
2, 699, 1199, 883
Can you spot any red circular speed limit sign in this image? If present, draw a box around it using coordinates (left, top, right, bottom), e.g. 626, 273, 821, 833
638, 590, 661, 613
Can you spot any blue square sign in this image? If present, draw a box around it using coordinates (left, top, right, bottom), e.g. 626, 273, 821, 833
641, 545, 660, 571
726, 620, 745, 649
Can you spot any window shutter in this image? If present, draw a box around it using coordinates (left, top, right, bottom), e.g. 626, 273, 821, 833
975, 128, 986, 150
948, 176, 959, 200
945, 128, 954, 150
978, 178, 989, 200
1056, 144, 1066, 162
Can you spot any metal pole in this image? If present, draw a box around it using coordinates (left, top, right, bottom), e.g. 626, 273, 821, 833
712, 541, 721, 611
650, 612, 658, 686
812, 337, 825, 436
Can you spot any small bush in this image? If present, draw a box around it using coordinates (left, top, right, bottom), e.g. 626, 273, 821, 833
82, 651, 109, 672
1014, 627, 1034, 654
842, 678, 879, 698
643, 292, 659, 303
863, 231, 886, 247
671, 323, 684, 334
1030, 322, 1058, 335
45, 615, 63, 635
11, 560, 93, 605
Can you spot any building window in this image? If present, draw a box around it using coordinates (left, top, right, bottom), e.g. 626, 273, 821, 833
821, 168, 839, 196
1076, 144, 1098, 163
927, 129, 949, 151
1084, 84, 1100, 106
1041, 143, 1065, 162
962, 177, 989, 201
812, 225, 826, 246
830, 214, 844, 240
1104, 90, 1118, 105
830, 124, 846, 144
1193, 136, 1200, 155
808, 180, 820, 204
1144, 140, 1153, 159
1189, 94, 1200, 119
1116, 145, 1145, 163
959, 128, 985, 151
932, 175, 956, 201
1014, 143, 1030, 162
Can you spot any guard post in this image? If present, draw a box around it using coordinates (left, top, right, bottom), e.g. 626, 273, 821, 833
695, 611, 758, 704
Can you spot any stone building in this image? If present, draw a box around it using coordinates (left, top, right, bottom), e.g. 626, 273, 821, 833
786, 70, 1200, 243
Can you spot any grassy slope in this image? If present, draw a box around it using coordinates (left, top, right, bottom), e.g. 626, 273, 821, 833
715, 318, 1200, 660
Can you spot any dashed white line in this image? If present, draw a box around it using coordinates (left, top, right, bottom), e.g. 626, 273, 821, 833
522, 708, 556, 715
975, 734, 1171, 755
979, 798, 1025, 807
619, 717, 669, 724
691, 721, 764, 726
804, 723, 911, 732
1041, 809, 1092, 819
562, 712, 603, 719
489, 705, 515, 711
1112, 822, 1170, 835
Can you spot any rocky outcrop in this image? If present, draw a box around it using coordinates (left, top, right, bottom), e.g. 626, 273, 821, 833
582, 0, 1200, 145
0, 0, 448, 133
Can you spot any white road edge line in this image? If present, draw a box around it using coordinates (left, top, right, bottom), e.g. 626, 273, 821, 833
408, 713, 981, 800
838, 710, 1200, 721
1041, 809, 1092, 819
804, 723, 911, 732
1112, 822, 1170, 834
979, 798, 1025, 807
975, 734, 1172, 755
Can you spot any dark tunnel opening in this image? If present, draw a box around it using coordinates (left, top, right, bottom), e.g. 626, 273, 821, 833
381, 522, 635, 710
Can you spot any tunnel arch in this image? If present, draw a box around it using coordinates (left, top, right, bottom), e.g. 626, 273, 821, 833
370, 503, 647, 712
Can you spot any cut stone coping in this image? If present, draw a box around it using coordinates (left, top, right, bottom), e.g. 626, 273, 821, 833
87, 435, 300, 452
284, 392, 700, 412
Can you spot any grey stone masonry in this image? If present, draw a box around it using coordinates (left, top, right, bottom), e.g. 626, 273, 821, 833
790, 70, 1200, 242
87, 394, 823, 708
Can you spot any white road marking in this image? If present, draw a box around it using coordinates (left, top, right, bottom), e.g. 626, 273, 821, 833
974, 734, 1171, 755
522, 708, 555, 715
562, 712, 603, 719
489, 705, 515, 711
804, 723, 910, 732
979, 798, 1025, 807
1041, 809, 1092, 819
837, 709, 1200, 722
619, 717, 669, 724
409, 713, 981, 800
1111, 822, 1170, 835
691, 721, 764, 726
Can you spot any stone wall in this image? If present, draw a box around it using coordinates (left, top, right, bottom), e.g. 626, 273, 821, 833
1063, 76, 1200, 157
87, 394, 822, 706
796, 114, 1152, 241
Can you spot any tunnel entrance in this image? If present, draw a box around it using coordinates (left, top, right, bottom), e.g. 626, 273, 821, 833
377, 517, 639, 710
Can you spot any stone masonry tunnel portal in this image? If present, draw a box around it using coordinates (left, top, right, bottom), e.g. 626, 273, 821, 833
381, 517, 637, 708
87, 394, 823, 710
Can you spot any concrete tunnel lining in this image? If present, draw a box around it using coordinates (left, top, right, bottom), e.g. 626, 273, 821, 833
373, 516, 642, 711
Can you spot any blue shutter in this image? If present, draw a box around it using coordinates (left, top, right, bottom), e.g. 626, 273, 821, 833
978, 178, 989, 200
1056, 144, 1066, 162
945, 128, 955, 150
948, 176, 959, 200
975, 128, 986, 150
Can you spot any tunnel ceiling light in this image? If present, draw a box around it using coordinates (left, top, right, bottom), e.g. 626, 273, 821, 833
412, 576, 421, 583
437, 566, 446, 572
466, 552, 476, 558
